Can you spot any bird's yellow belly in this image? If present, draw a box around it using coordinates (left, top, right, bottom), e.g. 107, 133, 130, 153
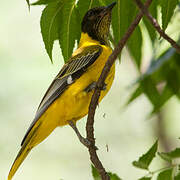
40, 46, 115, 127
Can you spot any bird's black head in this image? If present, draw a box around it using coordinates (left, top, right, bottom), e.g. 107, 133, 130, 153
81, 2, 116, 45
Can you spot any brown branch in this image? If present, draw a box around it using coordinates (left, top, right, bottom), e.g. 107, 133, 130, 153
134, 0, 180, 53
85, 0, 153, 179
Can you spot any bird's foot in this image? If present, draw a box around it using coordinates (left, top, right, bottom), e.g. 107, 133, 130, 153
68, 120, 98, 150
84, 82, 107, 92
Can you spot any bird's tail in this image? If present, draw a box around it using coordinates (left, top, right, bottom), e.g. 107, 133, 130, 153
8, 114, 58, 180
8, 142, 32, 180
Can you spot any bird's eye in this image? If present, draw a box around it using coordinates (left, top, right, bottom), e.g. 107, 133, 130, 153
88, 11, 94, 17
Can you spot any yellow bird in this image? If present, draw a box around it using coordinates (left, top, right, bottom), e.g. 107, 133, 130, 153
8, 2, 116, 180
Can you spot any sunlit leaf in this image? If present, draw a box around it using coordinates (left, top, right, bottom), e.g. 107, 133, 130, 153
160, 0, 179, 31
91, 165, 101, 180
141, 77, 160, 110
77, 0, 100, 22
158, 148, 180, 163
175, 172, 180, 180
108, 172, 122, 180
40, 0, 64, 62
137, 48, 176, 81
131, 46, 180, 113
58, 0, 80, 61
126, 86, 143, 105
127, 26, 142, 68
111, 0, 142, 66
143, 0, 158, 42
26, 0, 30, 10
132, 140, 158, 170
91, 165, 122, 180
157, 168, 173, 180
138, 177, 151, 180
32, 0, 57, 5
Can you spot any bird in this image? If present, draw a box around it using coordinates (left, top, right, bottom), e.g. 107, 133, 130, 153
8, 2, 116, 180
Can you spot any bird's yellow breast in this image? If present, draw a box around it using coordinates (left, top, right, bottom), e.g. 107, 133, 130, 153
40, 33, 115, 127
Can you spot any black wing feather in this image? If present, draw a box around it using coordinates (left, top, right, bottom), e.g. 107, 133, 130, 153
21, 45, 102, 146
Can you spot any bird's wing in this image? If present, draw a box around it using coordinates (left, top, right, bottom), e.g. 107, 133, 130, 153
21, 45, 102, 146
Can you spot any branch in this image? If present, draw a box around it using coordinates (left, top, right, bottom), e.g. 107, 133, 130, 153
134, 0, 180, 53
85, 0, 153, 179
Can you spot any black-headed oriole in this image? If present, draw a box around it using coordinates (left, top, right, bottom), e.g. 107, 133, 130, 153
8, 2, 116, 180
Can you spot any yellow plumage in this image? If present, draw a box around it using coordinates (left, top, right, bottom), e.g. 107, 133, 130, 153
8, 3, 116, 180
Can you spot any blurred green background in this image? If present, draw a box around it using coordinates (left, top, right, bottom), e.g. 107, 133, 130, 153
1, 1, 180, 180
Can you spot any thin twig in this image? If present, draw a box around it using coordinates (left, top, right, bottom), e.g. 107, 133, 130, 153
134, 0, 180, 53
85, 0, 153, 179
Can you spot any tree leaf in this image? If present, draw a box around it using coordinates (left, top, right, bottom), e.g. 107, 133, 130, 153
143, 0, 158, 42
77, 0, 100, 22
108, 172, 122, 180
58, 0, 80, 61
91, 165, 122, 180
32, 0, 57, 5
127, 26, 142, 68
126, 86, 143, 105
160, 0, 179, 31
91, 165, 101, 180
40, 0, 64, 62
175, 172, 180, 180
157, 168, 173, 180
140, 77, 161, 110
137, 48, 176, 81
138, 177, 151, 180
26, 0, 30, 10
158, 148, 180, 163
158, 152, 172, 163
132, 140, 158, 170
111, 0, 142, 67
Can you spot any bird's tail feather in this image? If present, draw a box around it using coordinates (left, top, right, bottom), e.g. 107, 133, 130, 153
7, 122, 41, 180
8, 144, 32, 180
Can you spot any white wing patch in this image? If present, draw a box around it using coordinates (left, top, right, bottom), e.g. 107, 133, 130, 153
67, 75, 73, 84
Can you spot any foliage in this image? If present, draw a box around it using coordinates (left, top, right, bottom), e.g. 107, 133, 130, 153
28, 0, 180, 114
26, 0, 180, 179
133, 140, 180, 180
91, 165, 122, 180
127, 46, 180, 114
132, 140, 158, 170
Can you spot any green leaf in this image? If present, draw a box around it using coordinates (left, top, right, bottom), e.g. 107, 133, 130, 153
58, 0, 80, 61
26, 0, 30, 10
138, 48, 176, 80
143, 0, 158, 42
111, 0, 142, 67
127, 26, 142, 68
108, 172, 122, 180
158, 148, 180, 163
132, 140, 158, 170
77, 0, 100, 22
151, 85, 173, 114
157, 168, 173, 180
160, 0, 179, 31
91, 165, 122, 180
32, 0, 57, 5
158, 152, 172, 163
126, 86, 143, 105
91, 165, 101, 180
138, 177, 151, 180
40, 0, 64, 62
175, 172, 180, 180
141, 77, 161, 110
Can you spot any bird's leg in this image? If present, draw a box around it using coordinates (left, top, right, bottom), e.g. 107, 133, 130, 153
84, 81, 107, 92
68, 120, 91, 147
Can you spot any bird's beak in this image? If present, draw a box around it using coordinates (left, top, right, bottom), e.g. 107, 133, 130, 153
99, 2, 116, 18
105, 2, 116, 12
